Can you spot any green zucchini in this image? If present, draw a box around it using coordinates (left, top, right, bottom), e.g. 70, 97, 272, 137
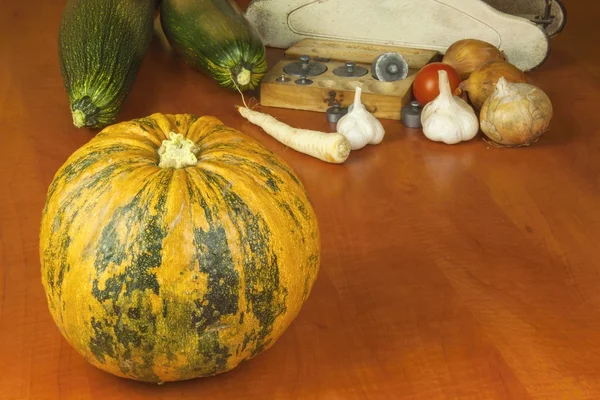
159, 0, 268, 91
59, 0, 156, 129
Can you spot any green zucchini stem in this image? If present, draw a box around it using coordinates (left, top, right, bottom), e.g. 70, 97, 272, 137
72, 109, 87, 128
236, 68, 252, 86
71, 96, 101, 128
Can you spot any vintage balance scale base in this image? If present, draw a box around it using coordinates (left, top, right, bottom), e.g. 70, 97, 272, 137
259, 39, 440, 121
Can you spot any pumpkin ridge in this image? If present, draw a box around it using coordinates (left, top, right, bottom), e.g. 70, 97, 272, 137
196, 168, 287, 356
245, 147, 304, 188
216, 153, 285, 192
192, 155, 307, 249
179, 169, 240, 377
45, 161, 126, 298
88, 170, 174, 381
191, 154, 318, 340
219, 182, 287, 354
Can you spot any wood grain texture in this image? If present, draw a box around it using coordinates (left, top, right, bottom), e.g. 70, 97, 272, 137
1, 0, 600, 399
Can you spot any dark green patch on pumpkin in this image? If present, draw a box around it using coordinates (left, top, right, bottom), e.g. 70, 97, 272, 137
115, 296, 159, 382
251, 337, 273, 358
197, 331, 230, 376
241, 331, 255, 352
89, 317, 116, 363
258, 151, 302, 187
295, 196, 310, 217
190, 223, 240, 333
114, 323, 142, 352
92, 218, 127, 277
220, 183, 287, 353
258, 165, 282, 190
278, 201, 302, 231
63, 145, 128, 184
47, 161, 131, 294
128, 307, 141, 319
112, 304, 122, 317
88, 173, 171, 381
135, 117, 157, 131
162, 299, 168, 318
91, 174, 169, 302
219, 154, 284, 193
44, 232, 71, 294
200, 197, 214, 224
266, 177, 278, 191
43, 145, 126, 216
200, 169, 288, 355
48, 158, 146, 299
303, 254, 320, 300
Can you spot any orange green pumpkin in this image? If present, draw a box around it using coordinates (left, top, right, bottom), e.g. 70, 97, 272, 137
39, 113, 320, 383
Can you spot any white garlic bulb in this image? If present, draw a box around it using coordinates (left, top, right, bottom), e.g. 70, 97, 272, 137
336, 86, 385, 150
420, 70, 479, 145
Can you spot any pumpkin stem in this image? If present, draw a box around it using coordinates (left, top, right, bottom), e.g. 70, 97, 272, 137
157, 132, 198, 169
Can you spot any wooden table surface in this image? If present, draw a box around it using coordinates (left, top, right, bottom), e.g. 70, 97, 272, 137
2, 0, 600, 399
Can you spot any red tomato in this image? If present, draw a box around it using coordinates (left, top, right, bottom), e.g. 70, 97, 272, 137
412, 62, 461, 105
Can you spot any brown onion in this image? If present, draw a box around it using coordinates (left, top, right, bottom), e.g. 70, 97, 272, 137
459, 61, 527, 109
442, 39, 507, 79
480, 77, 553, 147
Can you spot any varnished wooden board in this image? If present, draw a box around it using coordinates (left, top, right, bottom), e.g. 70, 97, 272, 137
284, 38, 441, 68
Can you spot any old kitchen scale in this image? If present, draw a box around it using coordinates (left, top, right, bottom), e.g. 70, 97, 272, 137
259, 39, 440, 121
246, 0, 563, 120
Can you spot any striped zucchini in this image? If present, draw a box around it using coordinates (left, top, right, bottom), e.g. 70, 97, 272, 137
58, 0, 156, 129
159, 0, 268, 91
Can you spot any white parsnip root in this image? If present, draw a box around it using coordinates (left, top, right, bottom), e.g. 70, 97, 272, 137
237, 106, 351, 164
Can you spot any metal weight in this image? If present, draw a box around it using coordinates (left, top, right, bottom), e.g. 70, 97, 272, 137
333, 61, 368, 78
326, 103, 348, 123
371, 52, 409, 82
275, 74, 291, 83
401, 101, 423, 129
295, 76, 313, 85
283, 55, 327, 77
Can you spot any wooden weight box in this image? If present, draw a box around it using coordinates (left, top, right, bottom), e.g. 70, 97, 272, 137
259, 39, 440, 121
